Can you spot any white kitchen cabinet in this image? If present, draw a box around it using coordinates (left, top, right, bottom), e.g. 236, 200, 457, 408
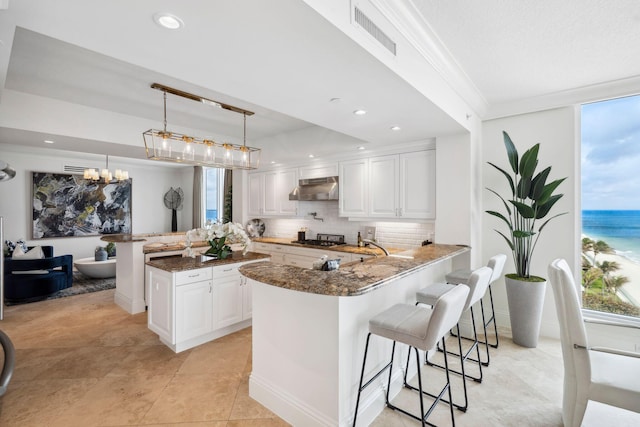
342, 150, 435, 219
369, 154, 399, 218
248, 168, 298, 217
400, 150, 436, 219
299, 163, 339, 179
175, 279, 213, 343
147, 267, 174, 344
339, 158, 368, 217
212, 264, 244, 329
146, 259, 265, 353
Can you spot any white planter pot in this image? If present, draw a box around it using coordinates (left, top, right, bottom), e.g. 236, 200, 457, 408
505, 276, 547, 348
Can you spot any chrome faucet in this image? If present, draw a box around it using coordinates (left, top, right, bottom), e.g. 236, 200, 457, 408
362, 239, 389, 256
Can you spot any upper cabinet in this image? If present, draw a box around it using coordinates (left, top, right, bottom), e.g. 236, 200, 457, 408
248, 168, 298, 217
340, 150, 435, 220
338, 158, 368, 217
299, 163, 339, 180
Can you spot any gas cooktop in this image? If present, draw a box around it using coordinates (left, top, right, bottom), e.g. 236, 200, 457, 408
292, 233, 346, 247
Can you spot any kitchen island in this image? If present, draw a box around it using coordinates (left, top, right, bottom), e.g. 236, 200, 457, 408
238, 243, 469, 427
146, 251, 269, 352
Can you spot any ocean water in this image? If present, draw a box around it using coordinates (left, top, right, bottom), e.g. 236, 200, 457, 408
582, 210, 640, 263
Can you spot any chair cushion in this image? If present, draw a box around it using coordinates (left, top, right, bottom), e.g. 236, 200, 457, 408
445, 269, 472, 285
369, 304, 434, 351
590, 349, 640, 413
416, 282, 455, 307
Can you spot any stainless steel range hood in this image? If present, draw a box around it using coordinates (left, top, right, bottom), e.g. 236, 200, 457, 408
289, 176, 339, 201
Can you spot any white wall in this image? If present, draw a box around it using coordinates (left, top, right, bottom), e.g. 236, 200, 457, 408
0, 144, 193, 261
482, 107, 578, 339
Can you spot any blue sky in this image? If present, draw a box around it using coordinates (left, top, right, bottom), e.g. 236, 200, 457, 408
581, 94, 640, 210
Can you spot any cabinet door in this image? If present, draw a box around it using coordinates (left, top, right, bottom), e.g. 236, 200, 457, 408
369, 155, 399, 217
147, 267, 174, 344
263, 171, 279, 215
339, 159, 368, 217
242, 276, 252, 320
175, 280, 213, 343
213, 274, 243, 329
400, 150, 436, 219
248, 173, 264, 216
278, 168, 298, 215
299, 163, 339, 179
285, 254, 317, 269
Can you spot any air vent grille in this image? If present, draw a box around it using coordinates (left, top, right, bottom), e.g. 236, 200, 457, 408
354, 6, 396, 55
64, 165, 86, 175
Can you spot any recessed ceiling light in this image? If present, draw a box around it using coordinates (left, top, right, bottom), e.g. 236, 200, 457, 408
44, 140, 54, 144
390, 126, 401, 131
270, 161, 276, 164
153, 13, 184, 30
353, 109, 367, 116
357, 146, 365, 150
308, 154, 315, 158
329, 98, 341, 103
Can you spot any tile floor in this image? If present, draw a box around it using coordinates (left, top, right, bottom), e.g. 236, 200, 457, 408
1, 289, 639, 426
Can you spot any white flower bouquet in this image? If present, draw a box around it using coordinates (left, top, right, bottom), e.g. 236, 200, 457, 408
185, 221, 251, 259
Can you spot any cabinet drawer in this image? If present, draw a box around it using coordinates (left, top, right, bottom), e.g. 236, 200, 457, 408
252, 242, 272, 253
211, 264, 239, 276
175, 268, 213, 286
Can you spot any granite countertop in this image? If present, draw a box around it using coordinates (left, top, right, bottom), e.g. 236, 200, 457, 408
238, 243, 469, 297
251, 236, 401, 257
142, 240, 209, 254
146, 251, 270, 272
101, 231, 190, 243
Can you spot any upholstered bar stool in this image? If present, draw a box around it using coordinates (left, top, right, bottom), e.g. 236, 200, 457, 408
352, 285, 470, 427
415, 267, 492, 412
446, 254, 507, 365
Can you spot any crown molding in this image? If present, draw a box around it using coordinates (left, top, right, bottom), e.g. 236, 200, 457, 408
485, 74, 640, 120
370, 0, 488, 116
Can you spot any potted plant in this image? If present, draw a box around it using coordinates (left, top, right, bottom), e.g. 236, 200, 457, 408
486, 131, 567, 347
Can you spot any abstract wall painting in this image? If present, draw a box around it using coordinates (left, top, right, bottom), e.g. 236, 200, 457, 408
32, 172, 132, 238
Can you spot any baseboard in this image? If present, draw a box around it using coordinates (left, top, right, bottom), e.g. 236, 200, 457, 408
114, 291, 145, 314
249, 362, 407, 427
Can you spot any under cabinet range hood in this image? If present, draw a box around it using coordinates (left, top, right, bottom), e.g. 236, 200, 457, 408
289, 176, 339, 201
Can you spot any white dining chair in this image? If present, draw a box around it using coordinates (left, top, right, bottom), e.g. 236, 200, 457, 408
548, 258, 640, 427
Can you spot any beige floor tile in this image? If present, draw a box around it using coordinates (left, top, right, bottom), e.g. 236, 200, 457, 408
141, 373, 243, 424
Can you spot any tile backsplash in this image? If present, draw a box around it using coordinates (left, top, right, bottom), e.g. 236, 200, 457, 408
253, 201, 434, 249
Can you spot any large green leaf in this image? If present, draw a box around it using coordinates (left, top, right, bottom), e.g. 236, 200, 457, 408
487, 188, 512, 216
486, 210, 513, 229
535, 194, 563, 218
511, 200, 535, 218
487, 162, 515, 197
530, 166, 550, 201
503, 131, 519, 174
513, 230, 535, 238
516, 175, 532, 199
539, 178, 566, 203
519, 143, 539, 180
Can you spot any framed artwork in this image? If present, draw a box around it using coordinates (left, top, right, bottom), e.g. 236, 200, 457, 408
32, 172, 132, 238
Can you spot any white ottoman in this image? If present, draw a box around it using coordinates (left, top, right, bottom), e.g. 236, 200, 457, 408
74, 257, 116, 279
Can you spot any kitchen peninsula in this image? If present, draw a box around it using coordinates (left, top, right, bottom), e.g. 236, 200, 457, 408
239, 243, 469, 427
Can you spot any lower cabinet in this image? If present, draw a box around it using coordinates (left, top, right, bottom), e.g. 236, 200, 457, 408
147, 259, 261, 353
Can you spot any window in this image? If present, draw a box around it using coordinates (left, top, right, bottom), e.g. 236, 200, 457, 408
581, 94, 640, 319
204, 167, 224, 223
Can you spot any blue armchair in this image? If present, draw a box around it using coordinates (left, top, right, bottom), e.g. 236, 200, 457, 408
3, 246, 73, 302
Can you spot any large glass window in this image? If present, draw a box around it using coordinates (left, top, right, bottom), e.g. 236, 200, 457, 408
205, 167, 224, 223
581, 94, 640, 319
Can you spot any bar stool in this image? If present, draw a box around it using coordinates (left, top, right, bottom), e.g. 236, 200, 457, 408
416, 267, 493, 412
352, 285, 470, 427
446, 254, 507, 365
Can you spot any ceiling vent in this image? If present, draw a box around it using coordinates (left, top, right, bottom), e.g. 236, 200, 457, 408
354, 6, 396, 56
64, 165, 86, 175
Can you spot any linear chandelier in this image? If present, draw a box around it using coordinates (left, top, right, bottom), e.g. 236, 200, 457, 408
83, 155, 129, 183
142, 83, 260, 170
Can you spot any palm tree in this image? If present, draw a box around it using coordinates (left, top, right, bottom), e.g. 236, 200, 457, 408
582, 267, 602, 292
605, 275, 630, 295
597, 260, 621, 295
592, 240, 613, 264
582, 237, 595, 264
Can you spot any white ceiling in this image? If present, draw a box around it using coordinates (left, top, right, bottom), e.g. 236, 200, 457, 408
0, 0, 639, 166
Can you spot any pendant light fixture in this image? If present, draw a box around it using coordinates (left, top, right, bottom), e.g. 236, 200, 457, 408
142, 83, 260, 170
83, 155, 129, 183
